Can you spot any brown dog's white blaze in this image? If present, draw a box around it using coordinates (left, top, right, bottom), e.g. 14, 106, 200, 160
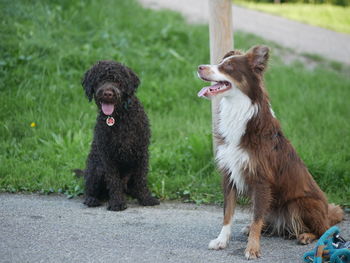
198, 45, 344, 259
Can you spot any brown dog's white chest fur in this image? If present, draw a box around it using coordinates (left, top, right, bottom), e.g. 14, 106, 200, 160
215, 90, 258, 195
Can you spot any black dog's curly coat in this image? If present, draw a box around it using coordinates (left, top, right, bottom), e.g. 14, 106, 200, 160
78, 60, 159, 211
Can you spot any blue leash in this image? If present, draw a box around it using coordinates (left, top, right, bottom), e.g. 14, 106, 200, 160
303, 226, 350, 263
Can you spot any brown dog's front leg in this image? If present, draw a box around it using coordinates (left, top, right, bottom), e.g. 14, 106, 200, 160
209, 178, 237, 250
245, 219, 263, 259
245, 184, 271, 260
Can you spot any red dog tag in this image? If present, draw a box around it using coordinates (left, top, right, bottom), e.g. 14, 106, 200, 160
106, 116, 115, 126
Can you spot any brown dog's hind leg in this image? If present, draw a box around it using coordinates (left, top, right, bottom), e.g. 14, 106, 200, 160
298, 233, 318, 245
296, 197, 330, 245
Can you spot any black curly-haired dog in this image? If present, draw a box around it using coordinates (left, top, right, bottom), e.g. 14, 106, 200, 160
76, 60, 159, 211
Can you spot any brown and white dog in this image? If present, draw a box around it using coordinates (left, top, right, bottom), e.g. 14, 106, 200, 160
197, 45, 344, 260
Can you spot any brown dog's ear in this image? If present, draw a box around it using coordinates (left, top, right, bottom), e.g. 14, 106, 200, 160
247, 45, 270, 73
222, 50, 243, 60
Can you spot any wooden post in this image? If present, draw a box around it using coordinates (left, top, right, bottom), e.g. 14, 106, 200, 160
208, 0, 233, 151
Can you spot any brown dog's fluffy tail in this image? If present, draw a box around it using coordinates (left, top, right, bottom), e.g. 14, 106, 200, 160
328, 203, 344, 226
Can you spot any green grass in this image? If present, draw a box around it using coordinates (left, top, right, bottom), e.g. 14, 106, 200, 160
236, 1, 350, 34
0, 0, 349, 206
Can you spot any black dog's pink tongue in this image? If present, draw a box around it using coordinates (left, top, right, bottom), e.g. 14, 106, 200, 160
101, 103, 114, 115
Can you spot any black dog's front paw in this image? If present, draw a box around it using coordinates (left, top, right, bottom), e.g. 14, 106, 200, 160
107, 201, 127, 211
139, 196, 160, 206
84, 196, 101, 207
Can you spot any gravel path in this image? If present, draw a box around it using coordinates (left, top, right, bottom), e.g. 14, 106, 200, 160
1, 194, 349, 263
138, 0, 350, 65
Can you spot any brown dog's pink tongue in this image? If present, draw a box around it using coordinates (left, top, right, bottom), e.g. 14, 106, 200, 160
197, 83, 222, 98
101, 103, 114, 115
197, 87, 209, 98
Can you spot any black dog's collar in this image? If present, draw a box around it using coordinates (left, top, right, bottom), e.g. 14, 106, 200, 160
106, 116, 115, 126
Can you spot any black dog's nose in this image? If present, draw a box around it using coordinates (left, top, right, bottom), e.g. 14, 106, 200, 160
103, 90, 113, 98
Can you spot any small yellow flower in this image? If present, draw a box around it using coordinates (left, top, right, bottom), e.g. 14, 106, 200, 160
30, 122, 36, 128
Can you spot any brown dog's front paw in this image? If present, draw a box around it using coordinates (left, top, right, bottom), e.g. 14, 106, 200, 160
298, 233, 317, 245
245, 243, 261, 260
107, 201, 127, 211
84, 196, 101, 207
139, 196, 160, 206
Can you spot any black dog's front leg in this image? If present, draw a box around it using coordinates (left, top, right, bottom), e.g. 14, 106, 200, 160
84, 160, 105, 207
105, 169, 127, 211
84, 171, 102, 207
127, 157, 159, 206
128, 175, 159, 206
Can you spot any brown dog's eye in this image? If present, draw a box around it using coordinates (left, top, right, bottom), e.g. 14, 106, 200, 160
221, 62, 234, 72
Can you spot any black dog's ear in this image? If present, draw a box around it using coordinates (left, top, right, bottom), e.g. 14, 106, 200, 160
124, 66, 140, 96
81, 68, 95, 102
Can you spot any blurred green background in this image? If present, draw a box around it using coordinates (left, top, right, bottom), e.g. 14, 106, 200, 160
0, 0, 349, 205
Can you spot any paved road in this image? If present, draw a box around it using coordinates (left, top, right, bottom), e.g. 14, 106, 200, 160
138, 0, 350, 65
1, 194, 349, 263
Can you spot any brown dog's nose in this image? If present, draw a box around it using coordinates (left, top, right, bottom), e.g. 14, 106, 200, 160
198, 65, 206, 71
103, 90, 113, 98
